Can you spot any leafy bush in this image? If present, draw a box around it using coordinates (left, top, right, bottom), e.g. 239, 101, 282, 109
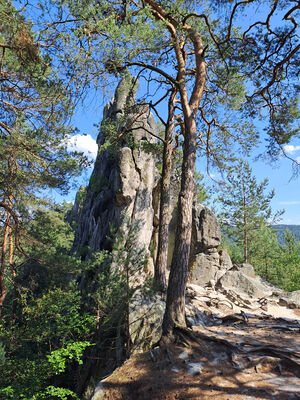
47, 341, 94, 374
0, 285, 96, 399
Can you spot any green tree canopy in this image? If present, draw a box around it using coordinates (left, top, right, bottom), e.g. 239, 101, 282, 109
0, 0, 90, 318
248, 226, 300, 291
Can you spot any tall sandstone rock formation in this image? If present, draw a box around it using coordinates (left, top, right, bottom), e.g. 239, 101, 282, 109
70, 77, 160, 271
69, 77, 232, 283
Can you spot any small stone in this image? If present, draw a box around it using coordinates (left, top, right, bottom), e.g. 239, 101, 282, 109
89, 382, 105, 400
178, 350, 189, 360
187, 362, 203, 376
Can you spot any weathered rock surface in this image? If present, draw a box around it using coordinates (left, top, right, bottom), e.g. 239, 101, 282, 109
129, 294, 165, 354
231, 263, 256, 277
70, 77, 159, 266
93, 282, 300, 400
189, 204, 232, 286
288, 290, 300, 306
278, 290, 300, 309
191, 204, 221, 251
187, 206, 275, 300
69, 77, 300, 400
89, 382, 105, 400
69, 79, 236, 289
66, 186, 86, 227
218, 270, 273, 299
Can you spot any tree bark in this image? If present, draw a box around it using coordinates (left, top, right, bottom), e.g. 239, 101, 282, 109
143, 0, 206, 340
0, 153, 15, 319
0, 209, 11, 319
243, 193, 248, 262
154, 89, 177, 290
10, 233, 17, 319
162, 21, 205, 340
162, 115, 198, 336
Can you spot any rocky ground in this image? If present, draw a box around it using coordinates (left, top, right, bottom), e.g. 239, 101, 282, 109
90, 274, 300, 400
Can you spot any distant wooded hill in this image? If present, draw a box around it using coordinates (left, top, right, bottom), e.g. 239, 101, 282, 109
272, 225, 300, 244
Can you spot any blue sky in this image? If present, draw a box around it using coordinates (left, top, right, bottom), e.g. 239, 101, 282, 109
250, 146, 300, 225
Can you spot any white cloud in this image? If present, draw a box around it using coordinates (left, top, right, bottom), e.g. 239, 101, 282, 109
279, 201, 300, 205
283, 145, 300, 154
67, 134, 98, 160
281, 217, 300, 225
280, 218, 294, 224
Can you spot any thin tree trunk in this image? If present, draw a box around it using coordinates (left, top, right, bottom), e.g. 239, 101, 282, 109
0, 211, 11, 319
243, 194, 248, 262
9, 233, 17, 319
155, 89, 177, 290
264, 251, 269, 281
0, 152, 15, 319
162, 27, 206, 339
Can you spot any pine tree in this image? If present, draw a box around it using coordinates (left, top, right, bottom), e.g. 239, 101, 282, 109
217, 160, 283, 262
0, 1, 88, 317
248, 225, 280, 281
275, 230, 300, 291
248, 227, 300, 291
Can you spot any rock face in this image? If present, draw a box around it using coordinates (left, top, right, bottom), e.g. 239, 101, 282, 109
187, 207, 275, 301
189, 204, 232, 286
129, 294, 165, 353
71, 77, 159, 267
70, 80, 300, 398
66, 186, 86, 227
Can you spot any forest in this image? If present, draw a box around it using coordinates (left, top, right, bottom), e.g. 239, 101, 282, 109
0, 0, 299, 399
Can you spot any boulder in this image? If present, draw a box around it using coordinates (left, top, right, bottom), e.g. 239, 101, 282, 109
188, 205, 225, 286
287, 290, 300, 307
191, 204, 221, 252
231, 263, 256, 277
189, 252, 220, 286
278, 290, 300, 309
129, 294, 165, 353
219, 249, 233, 270
218, 270, 273, 299
239, 263, 256, 277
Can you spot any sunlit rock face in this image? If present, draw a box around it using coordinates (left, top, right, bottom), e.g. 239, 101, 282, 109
70, 77, 160, 267
189, 204, 232, 286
